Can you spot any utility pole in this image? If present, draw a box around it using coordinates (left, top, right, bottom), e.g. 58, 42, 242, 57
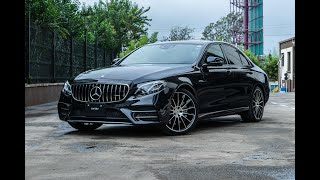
243, 0, 248, 50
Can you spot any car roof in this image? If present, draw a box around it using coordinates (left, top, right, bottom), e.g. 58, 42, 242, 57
149, 40, 215, 46
148, 40, 236, 47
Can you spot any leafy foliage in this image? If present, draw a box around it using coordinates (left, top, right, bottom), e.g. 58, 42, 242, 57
262, 54, 278, 81
106, 0, 151, 51
26, 0, 151, 54
243, 49, 261, 67
243, 49, 278, 81
26, 0, 83, 38
202, 12, 243, 44
163, 26, 194, 41
148, 32, 159, 43
119, 32, 159, 58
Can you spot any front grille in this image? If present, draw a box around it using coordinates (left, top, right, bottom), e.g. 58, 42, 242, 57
71, 83, 130, 103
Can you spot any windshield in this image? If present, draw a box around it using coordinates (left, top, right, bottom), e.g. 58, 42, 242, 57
119, 43, 204, 65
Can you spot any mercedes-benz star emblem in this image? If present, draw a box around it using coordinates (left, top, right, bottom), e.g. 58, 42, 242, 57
90, 86, 102, 101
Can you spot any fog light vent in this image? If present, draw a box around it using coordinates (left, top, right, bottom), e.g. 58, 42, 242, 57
132, 110, 159, 121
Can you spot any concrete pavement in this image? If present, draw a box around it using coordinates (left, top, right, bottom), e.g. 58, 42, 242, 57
25, 92, 295, 180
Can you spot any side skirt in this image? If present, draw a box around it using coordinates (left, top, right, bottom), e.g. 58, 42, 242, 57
198, 107, 249, 119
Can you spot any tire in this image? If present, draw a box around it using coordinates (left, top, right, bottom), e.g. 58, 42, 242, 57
68, 122, 102, 131
241, 86, 265, 122
161, 88, 198, 135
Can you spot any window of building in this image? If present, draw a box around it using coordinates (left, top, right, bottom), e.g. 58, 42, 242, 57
287, 52, 291, 72
281, 53, 284, 66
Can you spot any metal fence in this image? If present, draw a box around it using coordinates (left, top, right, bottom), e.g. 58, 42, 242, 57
25, 25, 115, 83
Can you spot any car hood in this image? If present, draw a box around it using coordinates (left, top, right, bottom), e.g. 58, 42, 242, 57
74, 64, 193, 83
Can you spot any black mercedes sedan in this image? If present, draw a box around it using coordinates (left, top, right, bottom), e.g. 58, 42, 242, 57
58, 40, 269, 135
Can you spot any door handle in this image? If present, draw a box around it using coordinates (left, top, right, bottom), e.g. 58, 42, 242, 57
246, 71, 253, 74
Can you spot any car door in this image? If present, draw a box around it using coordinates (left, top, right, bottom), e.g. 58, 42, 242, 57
197, 43, 231, 114
220, 44, 252, 109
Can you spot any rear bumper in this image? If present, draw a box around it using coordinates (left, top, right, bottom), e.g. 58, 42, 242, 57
58, 87, 172, 125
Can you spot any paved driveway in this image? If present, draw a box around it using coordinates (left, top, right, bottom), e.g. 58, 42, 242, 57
25, 92, 295, 180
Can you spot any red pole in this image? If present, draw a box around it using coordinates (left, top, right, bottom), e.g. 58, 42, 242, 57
244, 0, 248, 50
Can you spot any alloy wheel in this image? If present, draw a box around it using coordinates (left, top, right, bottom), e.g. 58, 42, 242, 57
252, 88, 264, 119
166, 91, 197, 133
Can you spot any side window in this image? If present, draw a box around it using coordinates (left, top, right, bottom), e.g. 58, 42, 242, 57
205, 44, 227, 64
239, 52, 250, 66
221, 44, 242, 66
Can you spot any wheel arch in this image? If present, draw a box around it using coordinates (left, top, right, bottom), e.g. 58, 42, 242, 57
175, 83, 197, 100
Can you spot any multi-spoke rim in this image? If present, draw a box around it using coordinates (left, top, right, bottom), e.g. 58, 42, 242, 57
252, 88, 264, 119
166, 91, 196, 132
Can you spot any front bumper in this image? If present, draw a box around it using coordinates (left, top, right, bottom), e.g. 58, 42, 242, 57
58, 87, 173, 125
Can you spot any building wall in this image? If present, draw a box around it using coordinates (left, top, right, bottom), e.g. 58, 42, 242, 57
279, 47, 294, 81
248, 0, 263, 55
278, 37, 295, 92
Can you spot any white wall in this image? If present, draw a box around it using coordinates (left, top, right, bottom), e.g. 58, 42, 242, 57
279, 47, 293, 87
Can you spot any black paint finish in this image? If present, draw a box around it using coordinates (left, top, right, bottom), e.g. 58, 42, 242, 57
58, 40, 269, 126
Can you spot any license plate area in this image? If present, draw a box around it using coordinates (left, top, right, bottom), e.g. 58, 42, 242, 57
85, 103, 106, 116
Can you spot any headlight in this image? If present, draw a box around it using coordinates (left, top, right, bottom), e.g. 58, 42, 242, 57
135, 80, 166, 96
62, 81, 72, 95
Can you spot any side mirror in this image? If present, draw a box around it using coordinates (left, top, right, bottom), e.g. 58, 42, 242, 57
206, 56, 224, 66
112, 58, 120, 64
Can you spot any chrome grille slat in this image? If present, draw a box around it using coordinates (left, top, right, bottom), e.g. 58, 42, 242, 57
71, 83, 129, 103
102, 84, 105, 102
80, 85, 83, 101
84, 84, 87, 101
106, 84, 109, 102
90, 84, 94, 102
114, 85, 118, 101
83, 85, 85, 101
123, 86, 126, 97
110, 85, 114, 102
118, 85, 122, 101
99, 84, 102, 102
86, 84, 89, 101
77, 85, 80, 100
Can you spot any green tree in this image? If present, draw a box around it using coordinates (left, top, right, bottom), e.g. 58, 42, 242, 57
148, 32, 159, 43
243, 49, 278, 81
106, 0, 151, 53
79, 2, 116, 48
262, 54, 278, 81
243, 49, 261, 67
26, 0, 152, 53
119, 32, 159, 58
26, 0, 83, 38
202, 12, 243, 44
163, 26, 194, 41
